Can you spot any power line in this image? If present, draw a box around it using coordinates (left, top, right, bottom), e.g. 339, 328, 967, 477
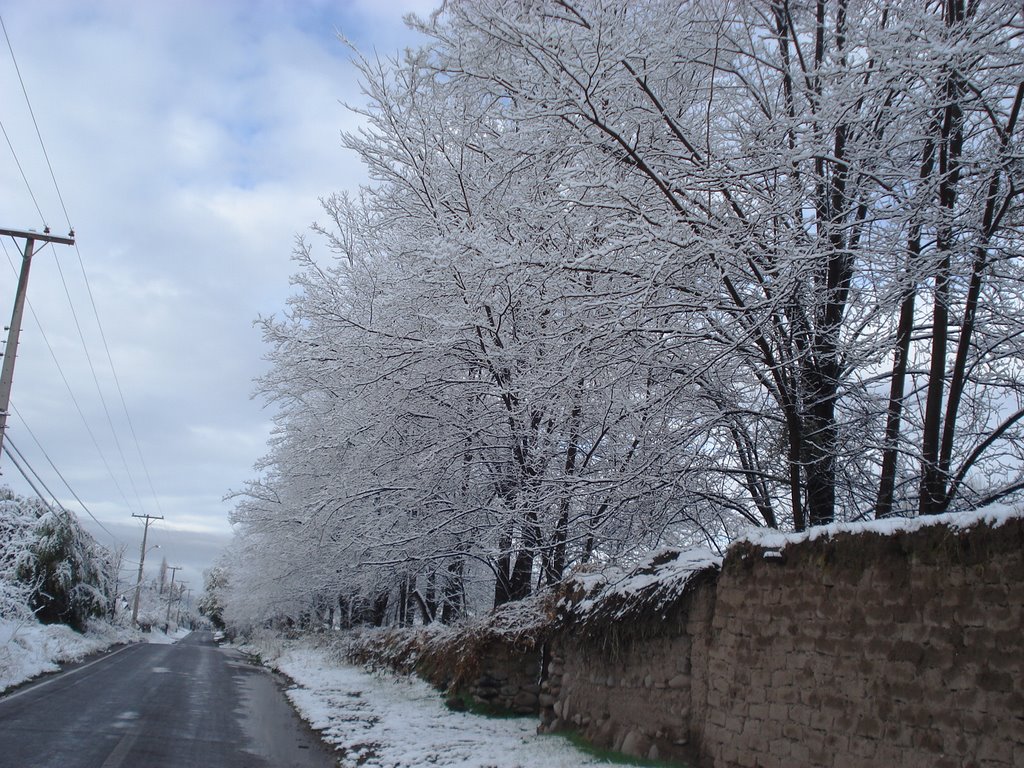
8, 405, 120, 544
1, 13, 163, 528
72, 245, 166, 518
0, 237, 137, 514
2, 14, 164, 520
0, 118, 45, 224
5, 434, 63, 511
4, 434, 124, 557
51, 250, 148, 515
1, 14, 71, 227
1, 442, 56, 515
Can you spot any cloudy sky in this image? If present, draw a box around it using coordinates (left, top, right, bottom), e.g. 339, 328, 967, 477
0, 0, 433, 594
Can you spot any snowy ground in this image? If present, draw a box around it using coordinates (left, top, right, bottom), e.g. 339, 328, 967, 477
143, 625, 193, 645
264, 644, 605, 768
0, 618, 140, 693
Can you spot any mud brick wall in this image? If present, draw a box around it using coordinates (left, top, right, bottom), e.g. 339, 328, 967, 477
701, 519, 1024, 768
544, 516, 1024, 768
540, 579, 715, 764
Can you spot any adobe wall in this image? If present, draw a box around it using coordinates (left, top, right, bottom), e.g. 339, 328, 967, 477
539, 575, 715, 764
545, 515, 1024, 768
700, 518, 1024, 768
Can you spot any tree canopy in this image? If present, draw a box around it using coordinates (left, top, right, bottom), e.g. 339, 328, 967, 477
225, 0, 1024, 628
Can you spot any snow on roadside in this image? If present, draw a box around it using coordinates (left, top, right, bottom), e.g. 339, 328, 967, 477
143, 625, 192, 645
269, 644, 604, 768
0, 618, 138, 693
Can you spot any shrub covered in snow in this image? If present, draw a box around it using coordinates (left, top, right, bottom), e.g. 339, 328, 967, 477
197, 564, 228, 630
0, 488, 115, 631
0, 493, 38, 620
335, 590, 556, 695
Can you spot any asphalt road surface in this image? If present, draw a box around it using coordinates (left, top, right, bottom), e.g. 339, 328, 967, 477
0, 631, 337, 768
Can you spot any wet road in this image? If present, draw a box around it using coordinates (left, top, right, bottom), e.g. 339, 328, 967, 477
0, 631, 337, 767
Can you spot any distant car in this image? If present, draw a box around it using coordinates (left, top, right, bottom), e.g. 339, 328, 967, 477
213, 630, 226, 643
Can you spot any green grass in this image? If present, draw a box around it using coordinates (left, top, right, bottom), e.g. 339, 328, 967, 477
441, 691, 532, 719
546, 730, 690, 767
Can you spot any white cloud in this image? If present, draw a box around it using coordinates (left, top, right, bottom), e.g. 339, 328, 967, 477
0, 0, 431, 576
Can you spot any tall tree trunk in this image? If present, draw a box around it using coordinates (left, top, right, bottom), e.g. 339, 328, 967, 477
936, 84, 1024, 511
920, 0, 968, 515
493, 522, 514, 608
440, 557, 464, 624
546, 395, 582, 585
875, 140, 936, 518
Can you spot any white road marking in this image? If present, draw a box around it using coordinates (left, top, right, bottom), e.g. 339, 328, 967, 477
99, 726, 142, 768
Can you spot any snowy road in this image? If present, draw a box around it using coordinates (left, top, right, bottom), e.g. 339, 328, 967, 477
0, 631, 336, 768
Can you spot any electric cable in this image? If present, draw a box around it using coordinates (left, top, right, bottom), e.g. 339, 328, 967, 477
1, 442, 56, 515
5, 434, 64, 511
0, 237, 137, 514
51, 250, 148, 515
1, 14, 71, 226
71, 245, 167, 518
2, 15, 165, 519
0, 118, 45, 224
8, 402, 121, 544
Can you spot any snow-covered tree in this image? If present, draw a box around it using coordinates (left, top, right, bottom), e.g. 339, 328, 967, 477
0, 488, 115, 631
198, 565, 228, 630
225, 0, 1024, 627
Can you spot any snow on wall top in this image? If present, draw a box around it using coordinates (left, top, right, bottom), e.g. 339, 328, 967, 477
556, 502, 1023, 631
735, 502, 1024, 552
557, 546, 722, 630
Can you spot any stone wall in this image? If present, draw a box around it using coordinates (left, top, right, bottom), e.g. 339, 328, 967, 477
453, 639, 541, 715
540, 573, 715, 764
544, 514, 1024, 768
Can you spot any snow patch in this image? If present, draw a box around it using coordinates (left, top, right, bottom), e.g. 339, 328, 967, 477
143, 626, 191, 645
735, 502, 1024, 551
0, 618, 139, 693
269, 643, 606, 767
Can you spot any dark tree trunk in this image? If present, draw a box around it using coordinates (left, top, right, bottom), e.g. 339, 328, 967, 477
493, 523, 514, 608
370, 591, 389, 627
920, 0, 967, 515
440, 558, 464, 624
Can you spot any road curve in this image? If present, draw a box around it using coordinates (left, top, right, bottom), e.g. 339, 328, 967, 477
0, 630, 337, 768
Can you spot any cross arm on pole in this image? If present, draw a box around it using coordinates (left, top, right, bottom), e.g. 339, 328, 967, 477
0, 225, 77, 466
0, 227, 75, 246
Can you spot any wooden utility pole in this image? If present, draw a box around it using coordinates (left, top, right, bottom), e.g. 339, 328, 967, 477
0, 226, 75, 463
130, 512, 163, 625
164, 565, 183, 627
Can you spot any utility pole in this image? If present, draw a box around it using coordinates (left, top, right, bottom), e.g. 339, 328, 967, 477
164, 566, 182, 627
179, 583, 191, 626
0, 227, 75, 463
130, 512, 163, 625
